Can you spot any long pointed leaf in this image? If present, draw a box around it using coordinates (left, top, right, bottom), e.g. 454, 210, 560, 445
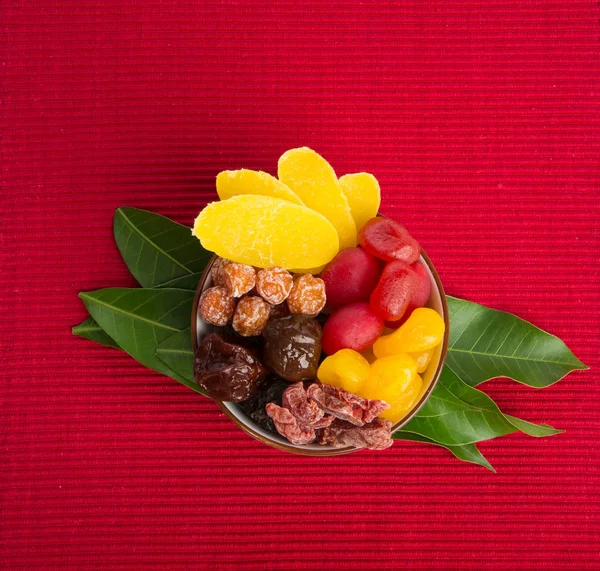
447, 296, 587, 388
393, 431, 495, 471
114, 207, 211, 288
72, 317, 120, 349
79, 288, 196, 388
403, 367, 560, 446
155, 328, 202, 394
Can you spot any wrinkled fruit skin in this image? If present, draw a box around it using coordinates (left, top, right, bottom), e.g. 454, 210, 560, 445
262, 315, 322, 382
385, 261, 431, 328
370, 261, 419, 322
359, 216, 420, 264
322, 302, 384, 355
320, 247, 381, 310
238, 374, 289, 433
194, 333, 267, 402
320, 418, 393, 450
266, 382, 392, 449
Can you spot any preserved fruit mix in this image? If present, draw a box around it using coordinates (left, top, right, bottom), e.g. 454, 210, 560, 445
192, 147, 446, 450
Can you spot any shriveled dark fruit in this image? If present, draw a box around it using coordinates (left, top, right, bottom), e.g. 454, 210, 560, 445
194, 332, 267, 402
262, 315, 322, 382
238, 374, 289, 433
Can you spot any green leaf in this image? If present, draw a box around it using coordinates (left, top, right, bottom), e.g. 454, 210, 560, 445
79, 288, 195, 387
113, 206, 211, 288
393, 431, 495, 472
157, 272, 203, 291
446, 296, 587, 388
72, 317, 120, 349
156, 328, 203, 394
401, 366, 560, 446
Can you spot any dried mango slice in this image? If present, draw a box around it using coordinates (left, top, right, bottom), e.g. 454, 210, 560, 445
278, 147, 357, 250
216, 169, 304, 205
339, 172, 381, 233
193, 195, 339, 270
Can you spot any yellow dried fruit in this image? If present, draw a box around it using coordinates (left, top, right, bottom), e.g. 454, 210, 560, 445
339, 172, 381, 233
216, 169, 304, 205
193, 195, 339, 270
278, 147, 357, 249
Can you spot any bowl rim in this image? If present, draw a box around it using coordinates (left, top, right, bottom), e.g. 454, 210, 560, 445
191, 250, 449, 456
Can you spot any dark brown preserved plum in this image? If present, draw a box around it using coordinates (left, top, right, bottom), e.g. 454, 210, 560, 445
194, 333, 267, 402
262, 315, 322, 382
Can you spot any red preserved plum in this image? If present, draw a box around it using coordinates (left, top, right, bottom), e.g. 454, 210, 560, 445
370, 261, 419, 322
385, 261, 432, 328
358, 217, 420, 264
320, 247, 380, 309
321, 302, 384, 354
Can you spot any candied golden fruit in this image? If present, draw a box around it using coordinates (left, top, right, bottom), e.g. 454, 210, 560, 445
193, 195, 339, 270
339, 172, 381, 233
216, 169, 304, 205
360, 354, 421, 423
278, 147, 357, 250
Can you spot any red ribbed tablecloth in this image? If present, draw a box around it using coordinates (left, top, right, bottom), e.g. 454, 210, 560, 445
2, 1, 599, 569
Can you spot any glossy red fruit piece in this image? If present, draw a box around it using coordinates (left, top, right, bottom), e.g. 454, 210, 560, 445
358, 217, 420, 263
385, 261, 431, 328
322, 302, 384, 354
370, 261, 419, 322
320, 247, 381, 310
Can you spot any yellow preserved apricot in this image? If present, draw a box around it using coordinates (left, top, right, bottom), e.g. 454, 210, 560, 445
278, 147, 357, 250
317, 349, 371, 394
373, 308, 445, 357
216, 169, 304, 205
409, 349, 434, 374
193, 195, 339, 269
339, 172, 381, 233
359, 354, 421, 423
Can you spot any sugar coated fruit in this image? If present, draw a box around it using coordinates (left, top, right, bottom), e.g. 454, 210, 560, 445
385, 261, 432, 328
359, 216, 420, 264
216, 169, 304, 205
359, 354, 422, 423
370, 261, 419, 322
256, 266, 293, 305
278, 147, 357, 250
322, 302, 384, 355
222, 262, 256, 297
374, 307, 445, 357
287, 274, 326, 316
317, 349, 371, 394
232, 296, 271, 337
339, 173, 381, 233
320, 247, 381, 309
193, 195, 339, 270
210, 257, 228, 286
199, 286, 235, 326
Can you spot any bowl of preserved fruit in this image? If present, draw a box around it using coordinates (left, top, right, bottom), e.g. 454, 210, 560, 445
190, 147, 450, 455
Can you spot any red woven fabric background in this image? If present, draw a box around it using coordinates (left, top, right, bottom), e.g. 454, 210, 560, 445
2, 1, 599, 569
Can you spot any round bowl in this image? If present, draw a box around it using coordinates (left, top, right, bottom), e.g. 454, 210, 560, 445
191, 252, 449, 456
